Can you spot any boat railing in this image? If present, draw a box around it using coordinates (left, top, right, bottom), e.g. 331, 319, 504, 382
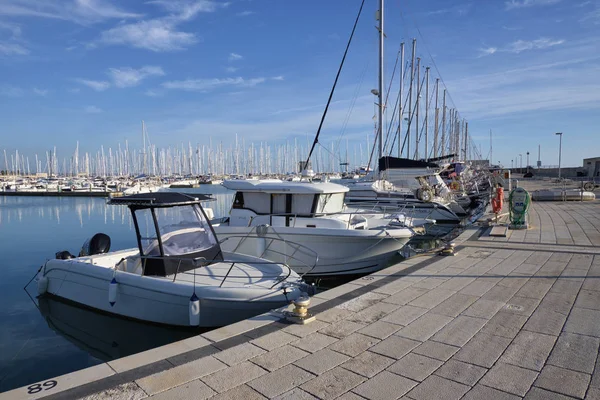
247, 206, 423, 230
218, 230, 319, 278
138, 252, 298, 290
344, 201, 438, 227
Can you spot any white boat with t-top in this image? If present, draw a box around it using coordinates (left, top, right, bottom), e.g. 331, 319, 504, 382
212, 179, 414, 277
35, 193, 311, 327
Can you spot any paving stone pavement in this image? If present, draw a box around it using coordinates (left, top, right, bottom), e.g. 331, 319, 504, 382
7, 201, 600, 400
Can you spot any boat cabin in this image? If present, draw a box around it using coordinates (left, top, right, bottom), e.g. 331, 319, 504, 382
222, 180, 349, 227
108, 193, 222, 276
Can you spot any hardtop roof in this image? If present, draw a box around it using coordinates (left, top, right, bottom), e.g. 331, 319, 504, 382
222, 179, 349, 194
108, 192, 213, 208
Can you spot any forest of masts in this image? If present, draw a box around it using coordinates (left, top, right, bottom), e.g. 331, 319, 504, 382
2, 39, 480, 178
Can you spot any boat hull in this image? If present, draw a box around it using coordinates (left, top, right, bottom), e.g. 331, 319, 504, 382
346, 198, 462, 224
215, 226, 412, 277
40, 259, 300, 327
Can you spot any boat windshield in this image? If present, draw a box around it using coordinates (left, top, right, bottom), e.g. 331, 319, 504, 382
315, 193, 344, 214
135, 205, 218, 257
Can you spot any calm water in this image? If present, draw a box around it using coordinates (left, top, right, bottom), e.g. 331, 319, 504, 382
0, 186, 448, 392
0, 186, 233, 392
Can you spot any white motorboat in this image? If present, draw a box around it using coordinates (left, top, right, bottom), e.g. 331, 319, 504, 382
343, 157, 468, 227
212, 179, 414, 277
36, 193, 310, 327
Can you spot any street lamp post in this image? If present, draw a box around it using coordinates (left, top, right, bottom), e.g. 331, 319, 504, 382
526, 152, 530, 173
511, 159, 513, 169
555, 132, 563, 179
519, 154, 522, 173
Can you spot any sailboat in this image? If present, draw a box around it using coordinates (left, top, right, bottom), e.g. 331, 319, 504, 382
211, 2, 416, 277
340, 1, 468, 232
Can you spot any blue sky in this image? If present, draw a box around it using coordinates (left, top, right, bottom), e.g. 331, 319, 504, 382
1, 0, 599, 171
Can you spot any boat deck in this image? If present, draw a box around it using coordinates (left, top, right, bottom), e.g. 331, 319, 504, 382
3, 191, 600, 400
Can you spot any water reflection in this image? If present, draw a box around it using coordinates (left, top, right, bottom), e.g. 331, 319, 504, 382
0, 188, 234, 227
38, 296, 202, 362
0, 186, 233, 392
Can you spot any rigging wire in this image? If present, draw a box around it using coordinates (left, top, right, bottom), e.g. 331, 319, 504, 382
332, 60, 370, 164
398, 10, 461, 114
305, 0, 366, 168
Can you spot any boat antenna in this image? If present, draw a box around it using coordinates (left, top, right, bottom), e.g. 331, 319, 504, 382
303, 0, 366, 173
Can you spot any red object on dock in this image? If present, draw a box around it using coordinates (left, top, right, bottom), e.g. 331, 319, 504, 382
492, 187, 504, 214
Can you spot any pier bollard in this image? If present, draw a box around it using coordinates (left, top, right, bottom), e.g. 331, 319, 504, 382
285, 295, 316, 324
439, 242, 456, 256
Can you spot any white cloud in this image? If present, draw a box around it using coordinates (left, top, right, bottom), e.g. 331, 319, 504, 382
107, 66, 165, 88
236, 11, 255, 17
0, 0, 142, 25
0, 42, 28, 55
84, 105, 103, 113
505, 0, 561, 10
228, 52, 243, 61
581, 9, 600, 24
33, 87, 48, 96
478, 37, 564, 57
98, 19, 197, 52
225, 66, 239, 73
446, 46, 600, 119
426, 4, 472, 16
76, 78, 110, 91
478, 47, 497, 57
149, 0, 221, 20
0, 21, 28, 56
0, 84, 24, 96
0, 21, 21, 37
508, 38, 565, 53
95, 1, 225, 52
144, 89, 162, 97
162, 77, 266, 91
272, 76, 285, 81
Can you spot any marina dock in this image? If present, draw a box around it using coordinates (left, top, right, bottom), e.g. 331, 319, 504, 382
3, 185, 600, 400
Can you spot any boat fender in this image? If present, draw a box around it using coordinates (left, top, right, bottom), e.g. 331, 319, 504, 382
189, 293, 200, 326
421, 189, 433, 203
108, 277, 118, 307
37, 276, 48, 295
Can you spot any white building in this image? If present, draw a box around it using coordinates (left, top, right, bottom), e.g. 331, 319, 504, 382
583, 157, 600, 177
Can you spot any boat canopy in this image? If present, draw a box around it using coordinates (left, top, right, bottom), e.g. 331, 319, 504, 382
378, 156, 440, 171
225, 180, 347, 217
223, 179, 349, 194
108, 192, 212, 208
109, 192, 222, 276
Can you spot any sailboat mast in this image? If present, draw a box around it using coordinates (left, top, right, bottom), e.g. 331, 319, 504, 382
425, 66, 430, 161
407, 39, 416, 158
434, 78, 439, 158
377, 0, 384, 162
415, 57, 420, 159
490, 129, 493, 165
398, 42, 404, 157
441, 89, 447, 157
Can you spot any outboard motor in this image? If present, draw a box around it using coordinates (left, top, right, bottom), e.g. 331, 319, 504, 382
56, 250, 75, 259
79, 233, 111, 257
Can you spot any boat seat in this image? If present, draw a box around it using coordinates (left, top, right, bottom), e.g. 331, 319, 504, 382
118, 255, 143, 275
